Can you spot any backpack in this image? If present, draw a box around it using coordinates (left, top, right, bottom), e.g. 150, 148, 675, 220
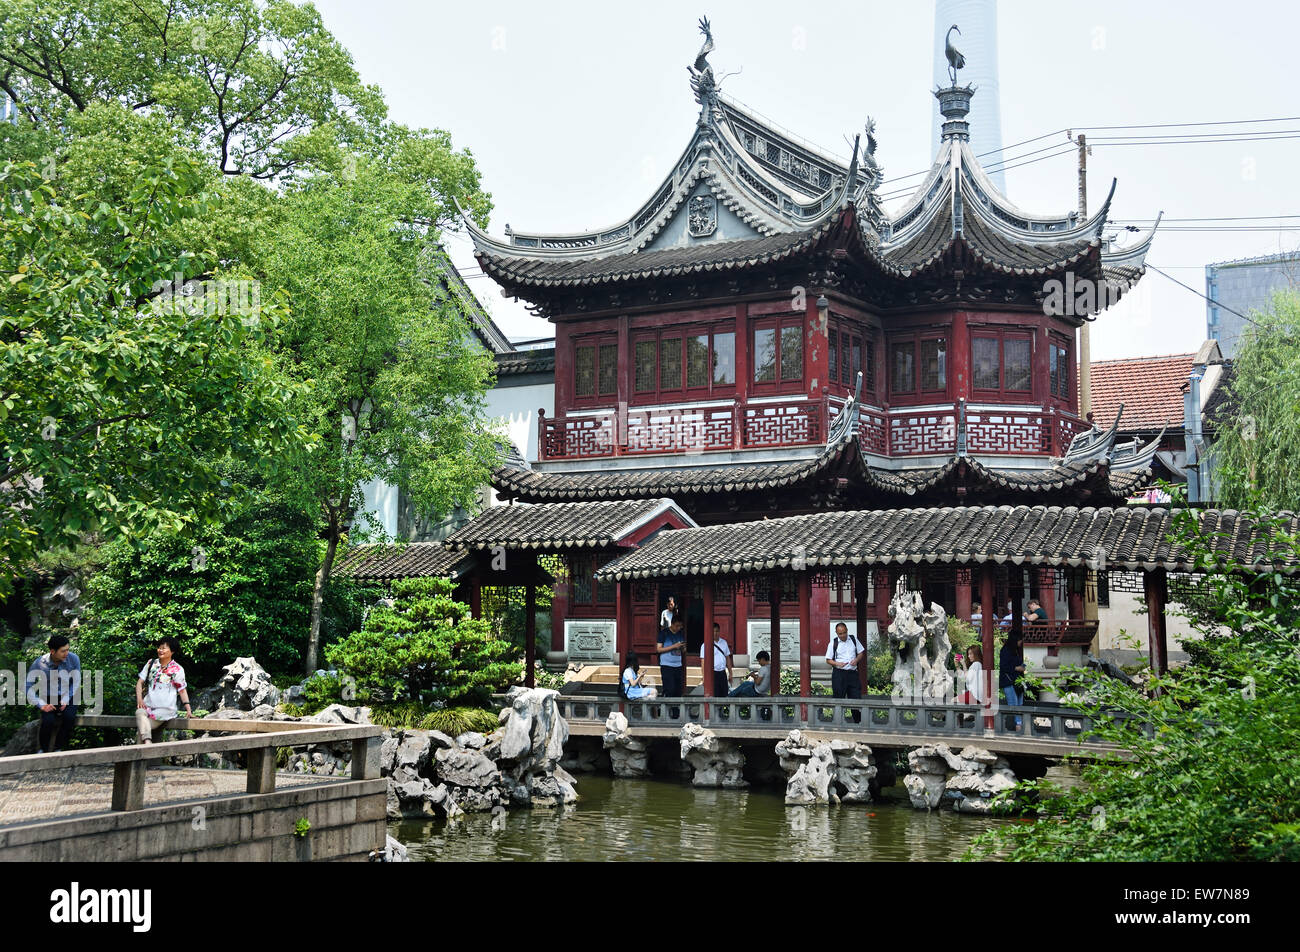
829, 633, 862, 664
617, 666, 632, 700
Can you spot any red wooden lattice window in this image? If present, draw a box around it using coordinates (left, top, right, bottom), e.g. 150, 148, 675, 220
1049, 340, 1071, 401
574, 337, 618, 402
972, 330, 1033, 397
753, 318, 803, 391
829, 319, 876, 395
632, 326, 735, 402
889, 334, 947, 397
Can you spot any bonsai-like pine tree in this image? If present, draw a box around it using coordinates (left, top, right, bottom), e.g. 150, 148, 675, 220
326, 577, 522, 708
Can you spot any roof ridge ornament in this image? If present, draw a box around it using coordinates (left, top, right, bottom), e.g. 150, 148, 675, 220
688, 16, 720, 110
944, 25, 966, 85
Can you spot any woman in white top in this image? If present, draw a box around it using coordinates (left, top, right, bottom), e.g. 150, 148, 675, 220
621, 650, 658, 699
135, 636, 191, 744
955, 643, 985, 705
659, 596, 677, 631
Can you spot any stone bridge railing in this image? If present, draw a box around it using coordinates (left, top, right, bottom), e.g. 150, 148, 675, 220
549, 696, 1146, 748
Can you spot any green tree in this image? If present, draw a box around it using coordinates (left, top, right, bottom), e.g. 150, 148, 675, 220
1207, 290, 1300, 511
259, 157, 499, 673
0, 147, 306, 591
326, 576, 521, 708
0, 0, 383, 180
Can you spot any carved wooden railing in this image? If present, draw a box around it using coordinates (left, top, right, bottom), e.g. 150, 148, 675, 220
1021, 620, 1099, 646
538, 399, 1085, 461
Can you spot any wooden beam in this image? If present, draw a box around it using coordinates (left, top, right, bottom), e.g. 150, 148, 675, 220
855, 569, 870, 696
111, 760, 147, 812
703, 577, 716, 711
980, 562, 996, 729
1144, 568, 1169, 675
525, 559, 537, 689
768, 574, 782, 697
246, 747, 277, 795
798, 572, 813, 716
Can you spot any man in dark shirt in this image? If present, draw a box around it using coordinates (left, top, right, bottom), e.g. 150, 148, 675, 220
999, 631, 1026, 728
1025, 599, 1048, 622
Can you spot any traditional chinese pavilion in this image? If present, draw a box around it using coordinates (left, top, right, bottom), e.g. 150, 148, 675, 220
443, 22, 1173, 687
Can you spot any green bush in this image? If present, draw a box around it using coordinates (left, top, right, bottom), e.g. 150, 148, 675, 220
369, 703, 501, 735
326, 576, 521, 708
777, 668, 832, 696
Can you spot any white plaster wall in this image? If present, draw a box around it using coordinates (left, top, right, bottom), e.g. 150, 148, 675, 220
359, 477, 399, 540
1097, 591, 1201, 655
485, 381, 552, 464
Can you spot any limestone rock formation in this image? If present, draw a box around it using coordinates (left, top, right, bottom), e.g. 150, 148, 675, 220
195, 657, 281, 712
904, 743, 1017, 812
602, 711, 649, 778
679, 723, 746, 787
775, 730, 876, 805
887, 581, 954, 701
381, 688, 577, 818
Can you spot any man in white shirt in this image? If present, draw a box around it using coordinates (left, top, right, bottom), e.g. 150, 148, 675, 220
826, 622, 865, 721
710, 623, 732, 697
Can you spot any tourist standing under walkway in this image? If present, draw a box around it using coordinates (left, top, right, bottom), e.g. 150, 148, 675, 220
657, 618, 687, 698
710, 623, 732, 697
826, 622, 865, 722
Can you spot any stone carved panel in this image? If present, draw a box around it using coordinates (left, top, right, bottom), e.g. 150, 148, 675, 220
688, 195, 717, 238
565, 620, 616, 662
747, 620, 800, 664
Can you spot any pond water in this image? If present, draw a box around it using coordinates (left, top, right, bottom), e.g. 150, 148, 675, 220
392, 775, 1014, 862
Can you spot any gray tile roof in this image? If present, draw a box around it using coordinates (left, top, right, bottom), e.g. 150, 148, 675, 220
333, 543, 471, 581
593, 506, 1300, 580
492, 436, 1148, 503
495, 348, 555, 376
442, 498, 692, 551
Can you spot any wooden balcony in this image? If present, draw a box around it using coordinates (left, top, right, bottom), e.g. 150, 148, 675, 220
538, 397, 1086, 462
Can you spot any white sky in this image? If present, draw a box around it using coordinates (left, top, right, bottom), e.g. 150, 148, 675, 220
313, 0, 1300, 361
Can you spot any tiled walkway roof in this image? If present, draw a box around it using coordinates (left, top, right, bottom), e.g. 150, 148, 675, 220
492, 437, 1148, 503
333, 543, 470, 582
594, 506, 1300, 581
443, 498, 692, 551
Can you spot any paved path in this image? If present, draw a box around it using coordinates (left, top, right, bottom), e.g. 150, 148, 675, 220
0, 766, 344, 827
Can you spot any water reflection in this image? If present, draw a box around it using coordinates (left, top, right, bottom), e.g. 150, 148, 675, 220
394, 777, 1011, 862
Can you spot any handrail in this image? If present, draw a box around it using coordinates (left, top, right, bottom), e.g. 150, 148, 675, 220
0, 716, 384, 813
550, 695, 1142, 749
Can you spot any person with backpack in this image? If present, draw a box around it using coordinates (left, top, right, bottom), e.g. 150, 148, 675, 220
135, 636, 192, 744
826, 622, 865, 721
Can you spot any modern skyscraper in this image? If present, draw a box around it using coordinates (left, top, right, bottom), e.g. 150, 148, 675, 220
933, 0, 1005, 192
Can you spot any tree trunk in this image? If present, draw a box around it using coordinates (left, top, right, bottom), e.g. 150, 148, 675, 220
307, 516, 341, 675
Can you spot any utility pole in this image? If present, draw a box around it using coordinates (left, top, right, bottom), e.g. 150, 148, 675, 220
1076, 133, 1092, 419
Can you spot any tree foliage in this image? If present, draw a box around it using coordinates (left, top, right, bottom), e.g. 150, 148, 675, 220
1208, 290, 1300, 512
258, 160, 499, 671
0, 141, 307, 590
326, 577, 522, 709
